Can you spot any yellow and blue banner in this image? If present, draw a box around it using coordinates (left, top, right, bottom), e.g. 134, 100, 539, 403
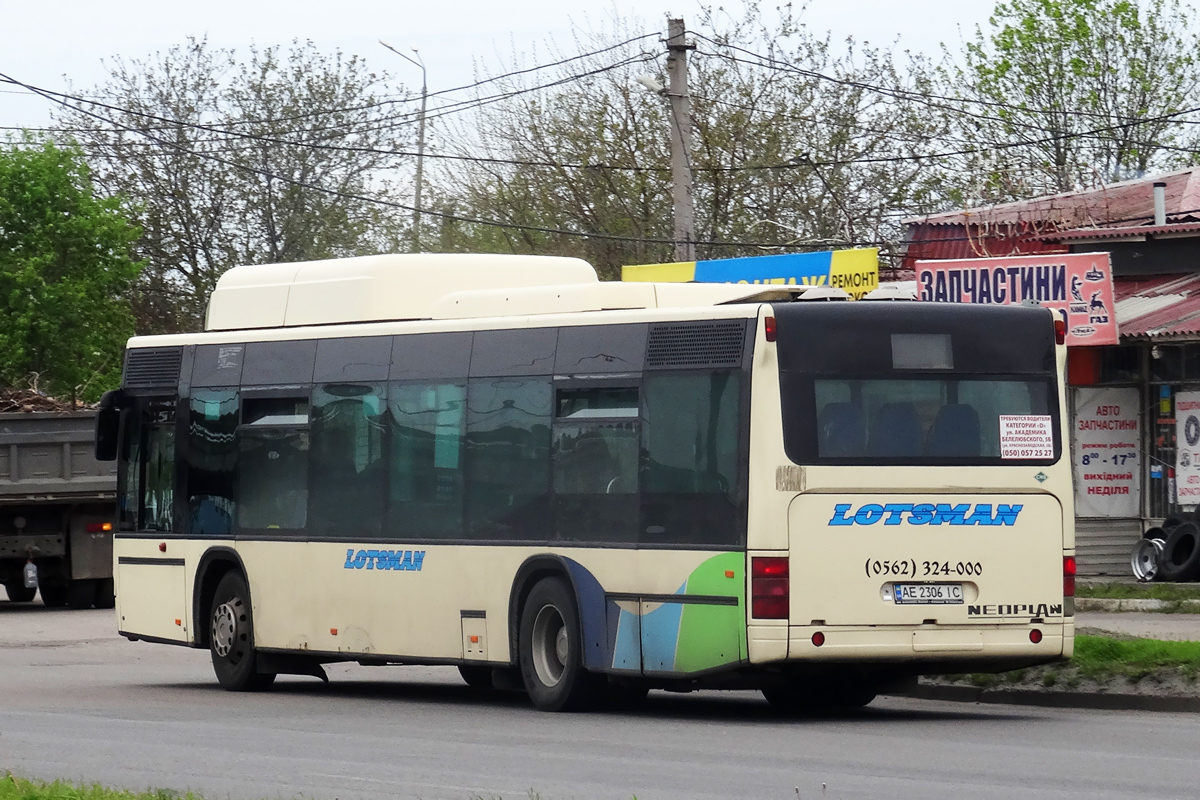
622, 248, 879, 299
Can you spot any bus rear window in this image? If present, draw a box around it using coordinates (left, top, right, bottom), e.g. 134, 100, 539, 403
812, 378, 1055, 461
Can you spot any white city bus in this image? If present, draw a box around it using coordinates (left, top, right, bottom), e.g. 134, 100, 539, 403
97, 254, 1075, 712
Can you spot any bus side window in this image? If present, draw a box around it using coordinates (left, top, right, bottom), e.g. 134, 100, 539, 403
641, 372, 743, 546
310, 384, 386, 538
465, 378, 553, 541
389, 383, 466, 538
237, 397, 309, 532
187, 390, 238, 536
140, 403, 176, 532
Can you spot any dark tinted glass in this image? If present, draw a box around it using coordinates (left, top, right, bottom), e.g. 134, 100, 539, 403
187, 390, 237, 535
391, 332, 472, 381
554, 324, 647, 374
237, 399, 309, 532
314, 337, 392, 383
140, 404, 176, 532
242, 340, 317, 386
557, 387, 638, 419
389, 383, 466, 538
553, 421, 639, 543
641, 372, 743, 546
192, 344, 245, 387
310, 384, 386, 537
470, 329, 557, 376
465, 379, 552, 539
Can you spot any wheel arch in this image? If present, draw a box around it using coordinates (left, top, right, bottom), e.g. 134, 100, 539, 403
192, 546, 248, 648
508, 554, 609, 671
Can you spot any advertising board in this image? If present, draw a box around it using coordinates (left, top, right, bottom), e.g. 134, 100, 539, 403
622, 249, 879, 299
914, 253, 1118, 346
1072, 387, 1140, 517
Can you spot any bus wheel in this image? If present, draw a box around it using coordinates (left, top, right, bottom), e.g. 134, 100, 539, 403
39, 581, 68, 607
209, 571, 276, 692
4, 582, 36, 603
95, 578, 116, 609
458, 665, 494, 689
518, 577, 602, 712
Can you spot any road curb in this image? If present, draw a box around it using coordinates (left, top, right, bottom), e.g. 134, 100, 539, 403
899, 683, 1200, 712
1076, 597, 1200, 612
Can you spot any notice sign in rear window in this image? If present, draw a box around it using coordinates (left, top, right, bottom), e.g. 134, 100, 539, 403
999, 415, 1054, 459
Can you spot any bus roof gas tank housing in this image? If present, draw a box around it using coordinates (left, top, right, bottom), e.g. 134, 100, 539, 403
205, 253, 600, 331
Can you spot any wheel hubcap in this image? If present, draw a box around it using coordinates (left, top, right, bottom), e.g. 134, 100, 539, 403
531, 603, 567, 687
212, 600, 240, 658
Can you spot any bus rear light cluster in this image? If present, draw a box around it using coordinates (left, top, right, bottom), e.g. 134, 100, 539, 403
84, 522, 113, 533
811, 631, 825, 647
764, 316, 777, 342
1029, 629, 1043, 644
751, 556, 789, 619
1054, 316, 1066, 345
1064, 555, 1077, 597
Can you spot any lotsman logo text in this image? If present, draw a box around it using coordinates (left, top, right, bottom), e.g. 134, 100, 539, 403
829, 503, 1023, 526
343, 548, 426, 571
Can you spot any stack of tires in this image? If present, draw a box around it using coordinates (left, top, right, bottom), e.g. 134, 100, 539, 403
1132, 515, 1200, 582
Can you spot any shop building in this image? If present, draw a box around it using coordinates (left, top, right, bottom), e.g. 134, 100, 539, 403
904, 169, 1200, 575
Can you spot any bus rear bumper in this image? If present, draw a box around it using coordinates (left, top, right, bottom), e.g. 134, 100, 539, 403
754, 622, 1071, 668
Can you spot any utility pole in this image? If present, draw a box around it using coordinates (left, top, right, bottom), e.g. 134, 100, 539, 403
379, 41, 427, 252
666, 18, 695, 262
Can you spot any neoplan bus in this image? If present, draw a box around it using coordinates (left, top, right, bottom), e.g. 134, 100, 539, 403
96, 253, 1075, 712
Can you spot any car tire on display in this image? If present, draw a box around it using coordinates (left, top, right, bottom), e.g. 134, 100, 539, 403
3, 582, 36, 603
209, 571, 276, 692
517, 577, 603, 712
1131, 537, 1165, 582
1158, 522, 1200, 582
1143, 526, 1168, 541
457, 665, 493, 689
1162, 516, 1187, 533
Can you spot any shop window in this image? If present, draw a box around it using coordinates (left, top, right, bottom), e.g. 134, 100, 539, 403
1099, 346, 1141, 383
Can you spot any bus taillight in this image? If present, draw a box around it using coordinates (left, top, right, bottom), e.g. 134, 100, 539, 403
1054, 316, 1066, 345
1063, 555, 1077, 597
764, 316, 777, 342
751, 556, 789, 619
85, 522, 113, 533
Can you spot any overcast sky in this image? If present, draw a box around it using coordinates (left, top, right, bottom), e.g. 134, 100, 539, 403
0, 0, 993, 130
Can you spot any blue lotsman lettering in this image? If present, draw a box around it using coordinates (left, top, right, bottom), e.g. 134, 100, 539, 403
963, 504, 997, 526
854, 504, 885, 525
829, 504, 855, 526
994, 504, 1023, 525
930, 503, 970, 525
344, 549, 355, 569
882, 504, 914, 525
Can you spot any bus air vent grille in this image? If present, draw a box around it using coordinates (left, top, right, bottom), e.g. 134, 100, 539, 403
123, 347, 184, 389
646, 320, 746, 368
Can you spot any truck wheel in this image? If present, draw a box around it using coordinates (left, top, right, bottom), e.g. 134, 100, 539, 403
518, 577, 602, 712
209, 571, 276, 692
39, 581, 68, 607
67, 579, 98, 610
4, 583, 36, 603
95, 578, 116, 609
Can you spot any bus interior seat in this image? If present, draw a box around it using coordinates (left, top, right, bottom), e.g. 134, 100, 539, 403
867, 402, 923, 457
925, 404, 982, 457
818, 402, 867, 457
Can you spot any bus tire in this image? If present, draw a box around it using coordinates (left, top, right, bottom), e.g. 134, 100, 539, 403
518, 577, 602, 712
458, 665, 494, 689
95, 578, 116, 609
67, 579, 97, 610
39, 581, 68, 607
209, 571, 276, 692
1159, 522, 1200, 582
4, 582, 36, 603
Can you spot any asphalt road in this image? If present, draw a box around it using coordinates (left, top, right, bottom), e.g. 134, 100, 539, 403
4, 603, 1200, 800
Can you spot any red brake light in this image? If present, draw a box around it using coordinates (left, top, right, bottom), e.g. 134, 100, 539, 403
811, 631, 825, 647
1030, 629, 1043, 644
764, 316, 777, 343
752, 556, 789, 619
1054, 317, 1066, 345
1063, 556, 1077, 597
85, 522, 113, 533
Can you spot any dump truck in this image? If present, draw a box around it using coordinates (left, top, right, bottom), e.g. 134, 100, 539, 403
0, 411, 118, 608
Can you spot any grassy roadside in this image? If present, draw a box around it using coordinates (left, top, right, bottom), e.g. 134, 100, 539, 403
0, 774, 201, 800
1077, 582, 1200, 601
944, 634, 1200, 691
